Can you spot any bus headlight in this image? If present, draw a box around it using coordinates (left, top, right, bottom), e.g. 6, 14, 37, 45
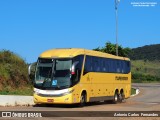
61, 89, 74, 96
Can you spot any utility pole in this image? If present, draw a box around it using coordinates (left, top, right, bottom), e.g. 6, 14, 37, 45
115, 0, 120, 56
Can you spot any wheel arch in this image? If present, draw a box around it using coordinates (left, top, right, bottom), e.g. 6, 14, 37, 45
115, 89, 119, 94
120, 88, 124, 94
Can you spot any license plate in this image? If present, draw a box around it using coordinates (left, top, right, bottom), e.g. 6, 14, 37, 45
47, 99, 54, 103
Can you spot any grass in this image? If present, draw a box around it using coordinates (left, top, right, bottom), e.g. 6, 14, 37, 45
131, 60, 160, 83
131, 60, 160, 77
0, 86, 33, 96
131, 88, 136, 95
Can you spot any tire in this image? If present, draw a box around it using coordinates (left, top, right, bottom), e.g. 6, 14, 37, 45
118, 93, 123, 103
113, 92, 119, 104
119, 92, 125, 103
79, 93, 86, 107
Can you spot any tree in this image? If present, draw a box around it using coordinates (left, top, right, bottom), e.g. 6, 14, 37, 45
93, 42, 131, 57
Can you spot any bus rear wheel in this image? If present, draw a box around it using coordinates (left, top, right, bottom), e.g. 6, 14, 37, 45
113, 92, 119, 104
119, 92, 125, 103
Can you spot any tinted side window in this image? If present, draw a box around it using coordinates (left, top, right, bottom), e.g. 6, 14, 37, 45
93, 57, 99, 72
84, 56, 92, 73
84, 55, 130, 74
125, 61, 131, 74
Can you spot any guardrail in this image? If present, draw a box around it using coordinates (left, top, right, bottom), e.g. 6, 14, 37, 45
0, 95, 34, 106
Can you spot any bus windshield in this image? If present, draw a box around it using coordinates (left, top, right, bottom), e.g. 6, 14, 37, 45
35, 58, 72, 90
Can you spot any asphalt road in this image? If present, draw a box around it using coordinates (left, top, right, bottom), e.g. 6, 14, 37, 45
0, 83, 160, 120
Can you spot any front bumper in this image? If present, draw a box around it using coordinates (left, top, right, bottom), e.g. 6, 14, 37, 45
33, 93, 74, 104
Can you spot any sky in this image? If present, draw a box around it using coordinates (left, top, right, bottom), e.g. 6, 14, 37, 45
0, 0, 160, 63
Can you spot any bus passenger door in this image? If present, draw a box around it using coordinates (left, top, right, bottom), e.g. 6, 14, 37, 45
81, 71, 92, 102
81, 55, 93, 102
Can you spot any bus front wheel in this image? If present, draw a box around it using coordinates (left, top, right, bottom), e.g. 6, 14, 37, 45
79, 92, 86, 107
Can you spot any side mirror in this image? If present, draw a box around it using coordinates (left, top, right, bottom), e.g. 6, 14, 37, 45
28, 64, 33, 75
28, 62, 36, 82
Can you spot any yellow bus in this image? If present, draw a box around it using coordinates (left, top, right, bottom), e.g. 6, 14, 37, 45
29, 48, 131, 106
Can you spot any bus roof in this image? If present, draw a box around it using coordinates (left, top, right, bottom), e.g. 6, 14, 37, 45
39, 48, 130, 61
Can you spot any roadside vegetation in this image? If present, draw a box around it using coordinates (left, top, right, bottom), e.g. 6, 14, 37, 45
0, 50, 32, 95
0, 87, 32, 95
130, 44, 160, 83
93, 42, 131, 57
131, 88, 136, 95
131, 60, 160, 83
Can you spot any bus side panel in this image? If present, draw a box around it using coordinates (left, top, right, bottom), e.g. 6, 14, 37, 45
80, 72, 131, 102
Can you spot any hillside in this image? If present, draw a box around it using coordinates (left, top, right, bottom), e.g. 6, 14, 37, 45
129, 44, 160, 82
131, 60, 160, 83
129, 44, 160, 60
0, 50, 32, 95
